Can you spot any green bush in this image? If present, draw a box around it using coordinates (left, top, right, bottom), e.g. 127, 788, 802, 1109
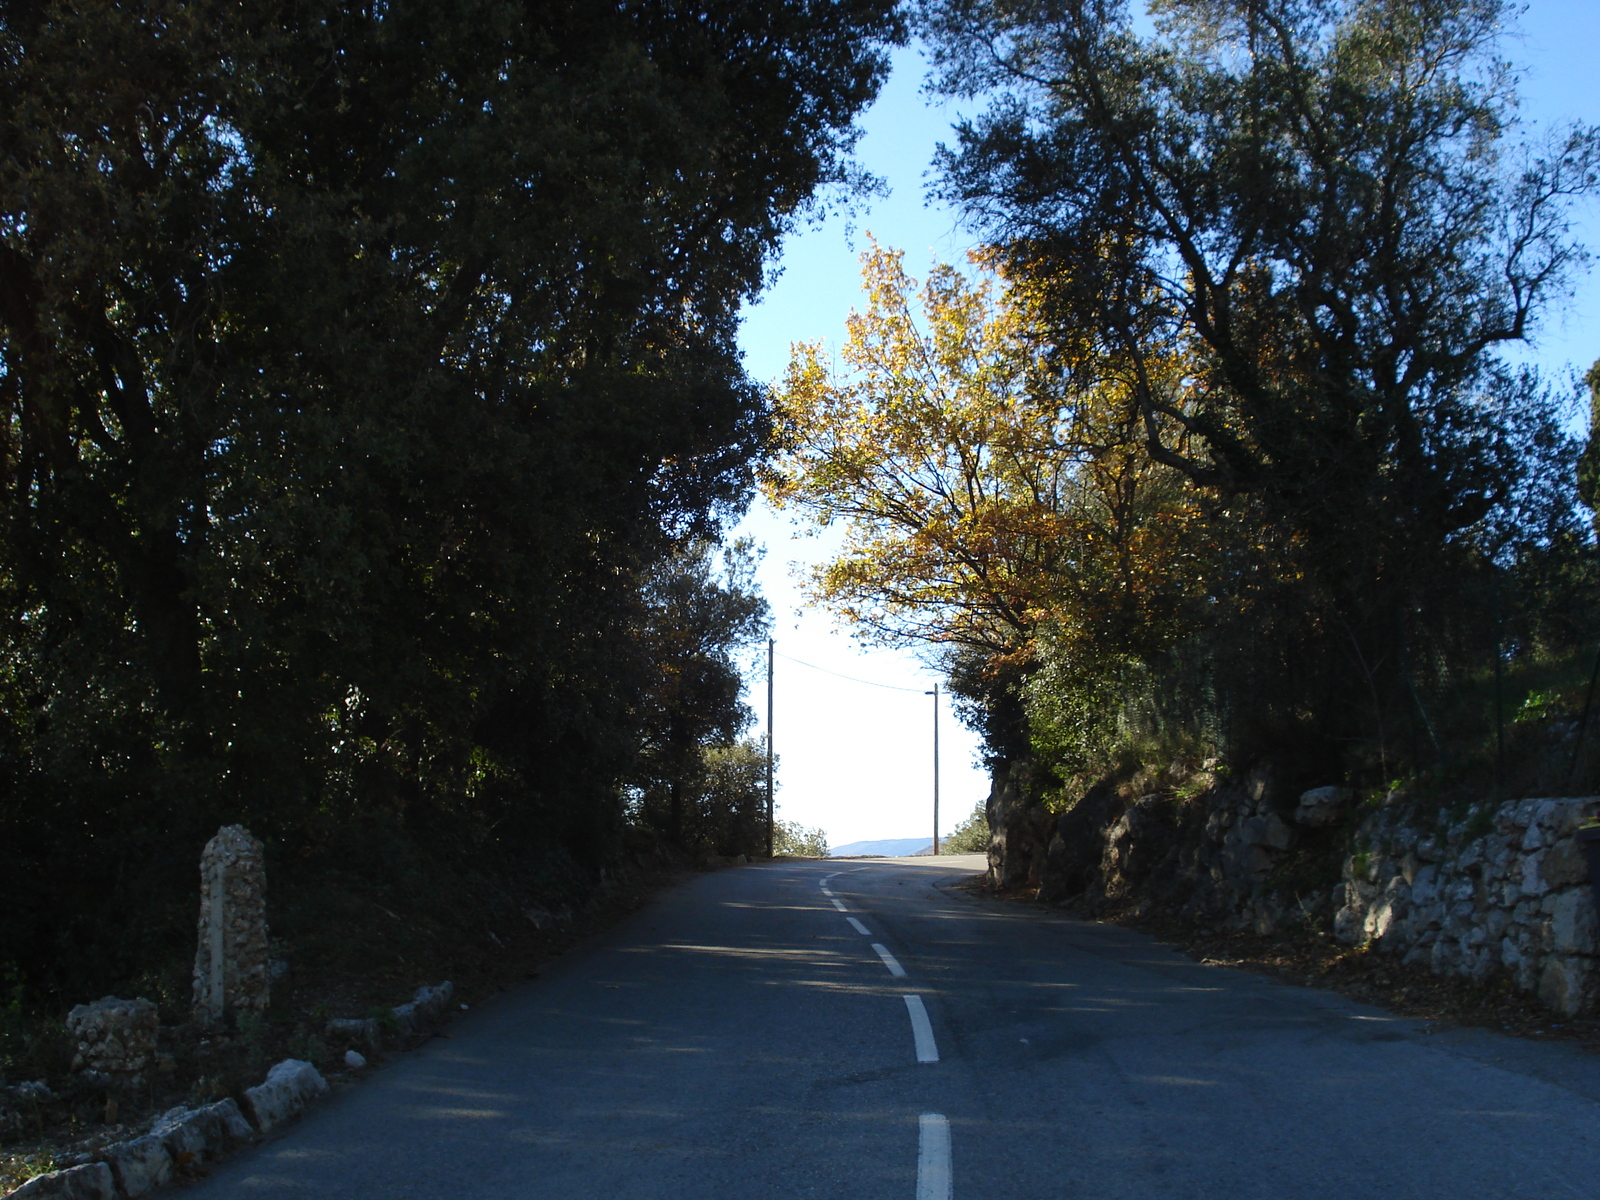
774, 820, 830, 858
941, 800, 990, 854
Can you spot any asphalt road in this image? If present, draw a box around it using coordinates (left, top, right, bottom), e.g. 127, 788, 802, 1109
187, 855, 1600, 1198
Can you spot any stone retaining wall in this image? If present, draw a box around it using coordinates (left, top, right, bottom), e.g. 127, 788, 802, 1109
1334, 796, 1600, 1016
984, 757, 1600, 1018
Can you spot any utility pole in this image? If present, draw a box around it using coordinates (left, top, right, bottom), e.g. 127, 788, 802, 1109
766, 637, 775, 858
925, 684, 940, 855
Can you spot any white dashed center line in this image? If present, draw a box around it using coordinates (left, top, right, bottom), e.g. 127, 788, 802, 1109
871, 943, 907, 977
814, 870, 947, 1193
903, 995, 938, 1063
917, 1113, 952, 1200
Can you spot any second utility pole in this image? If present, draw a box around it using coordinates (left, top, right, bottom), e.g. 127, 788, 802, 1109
766, 636, 775, 858
926, 683, 940, 855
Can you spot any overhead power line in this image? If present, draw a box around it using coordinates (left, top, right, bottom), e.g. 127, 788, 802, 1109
773, 650, 928, 693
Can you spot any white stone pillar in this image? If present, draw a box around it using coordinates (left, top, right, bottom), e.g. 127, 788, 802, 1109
192, 825, 269, 1026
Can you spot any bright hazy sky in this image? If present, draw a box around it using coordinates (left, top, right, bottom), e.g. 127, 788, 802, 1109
733, 5, 1600, 852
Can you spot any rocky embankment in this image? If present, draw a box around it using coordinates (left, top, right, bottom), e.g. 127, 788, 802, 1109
985, 761, 1600, 1017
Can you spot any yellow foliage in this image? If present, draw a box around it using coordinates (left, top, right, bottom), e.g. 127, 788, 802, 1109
761, 240, 1212, 658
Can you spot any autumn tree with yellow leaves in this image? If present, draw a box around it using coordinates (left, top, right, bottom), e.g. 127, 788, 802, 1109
764, 242, 1213, 769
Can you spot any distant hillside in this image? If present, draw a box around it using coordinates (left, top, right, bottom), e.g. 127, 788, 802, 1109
828, 837, 934, 858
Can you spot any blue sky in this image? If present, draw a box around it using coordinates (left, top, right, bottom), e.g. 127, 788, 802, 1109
734, 4, 1600, 852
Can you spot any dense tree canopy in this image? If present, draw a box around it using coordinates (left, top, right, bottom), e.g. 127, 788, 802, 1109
909, 0, 1598, 776
920, 0, 1596, 525
768, 0, 1597, 804
0, 0, 903, 1000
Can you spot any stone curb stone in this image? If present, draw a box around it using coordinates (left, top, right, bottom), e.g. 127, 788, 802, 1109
242, 1059, 328, 1133
151, 1097, 253, 1165
6, 1162, 115, 1199
391, 981, 453, 1037
193, 1098, 254, 1154
151, 1106, 204, 1165
103, 1134, 171, 1198
6, 982, 443, 1199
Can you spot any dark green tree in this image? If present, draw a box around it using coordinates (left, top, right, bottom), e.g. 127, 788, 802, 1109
920, 0, 1598, 766
631, 539, 770, 847
940, 798, 989, 853
774, 818, 831, 857
0, 0, 903, 999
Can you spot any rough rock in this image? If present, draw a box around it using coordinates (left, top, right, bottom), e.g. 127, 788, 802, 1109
1294, 785, 1352, 827
1539, 955, 1595, 1017
103, 1133, 173, 1197
1333, 904, 1366, 945
199, 1097, 255, 1150
0, 1081, 52, 1106
343, 1049, 367, 1070
986, 760, 1055, 891
412, 981, 454, 1021
6, 1162, 116, 1199
64, 997, 158, 1083
242, 1058, 328, 1133
192, 824, 270, 1026
1240, 812, 1294, 850
1037, 782, 1123, 904
1542, 839, 1589, 889
996, 749, 1600, 1021
0, 1081, 52, 1135
1101, 796, 1179, 899
324, 1016, 381, 1051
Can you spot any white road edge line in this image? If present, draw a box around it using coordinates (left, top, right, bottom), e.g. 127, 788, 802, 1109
871, 943, 907, 977
831, 898, 849, 912
917, 1113, 952, 1200
847, 916, 871, 936
821, 887, 834, 896
904, 994, 939, 1063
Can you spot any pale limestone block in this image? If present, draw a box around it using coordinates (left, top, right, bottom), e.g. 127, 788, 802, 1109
1538, 955, 1597, 1018
1551, 889, 1599, 955
243, 1059, 328, 1133
104, 1134, 172, 1197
